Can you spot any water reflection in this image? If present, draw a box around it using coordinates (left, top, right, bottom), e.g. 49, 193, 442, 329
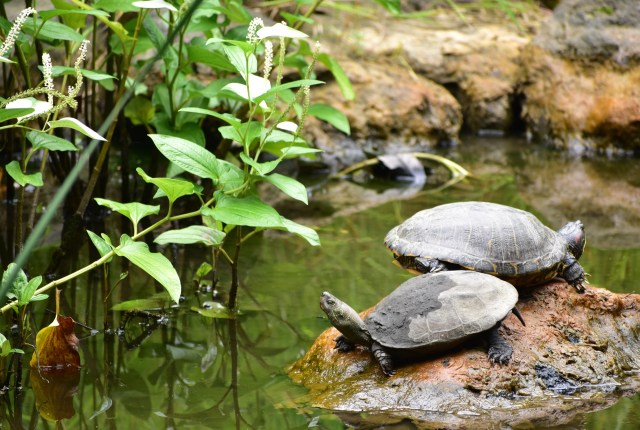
1, 136, 639, 428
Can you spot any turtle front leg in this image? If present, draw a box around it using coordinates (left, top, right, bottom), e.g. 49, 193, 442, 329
486, 323, 513, 365
414, 257, 448, 274
561, 256, 586, 293
333, 335, 355, 352
371, 342, 395, 376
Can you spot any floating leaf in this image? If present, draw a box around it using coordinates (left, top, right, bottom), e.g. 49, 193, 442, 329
47, 118, 106, 141
155, 225, 226, 246
30, 315, 81, 370
5, 160, 44, 187
114, 235, 181, 304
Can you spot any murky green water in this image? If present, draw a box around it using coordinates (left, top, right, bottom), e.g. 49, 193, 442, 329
3, 137, 640, 428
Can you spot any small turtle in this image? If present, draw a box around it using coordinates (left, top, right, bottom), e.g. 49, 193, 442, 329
385, 201, 587, 291
320, 271, 524, 376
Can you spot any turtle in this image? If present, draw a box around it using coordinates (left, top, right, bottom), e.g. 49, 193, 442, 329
384, 201, 587, 291
320, 271, 525, 376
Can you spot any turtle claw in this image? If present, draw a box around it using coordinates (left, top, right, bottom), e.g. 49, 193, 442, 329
333, 335, 355, 352
488, 345, 513, 365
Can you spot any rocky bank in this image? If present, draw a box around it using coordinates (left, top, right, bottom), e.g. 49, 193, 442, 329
289, 281, 640, 427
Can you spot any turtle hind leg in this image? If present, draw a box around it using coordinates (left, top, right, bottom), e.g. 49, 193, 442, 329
334, 335, 355, 352
414, 257, 448, 273
486, 323, 513, 365
371, 342, 395, 376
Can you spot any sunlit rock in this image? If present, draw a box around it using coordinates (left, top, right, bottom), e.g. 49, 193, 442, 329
289, 281, 640, 427
520, 0, 640, 154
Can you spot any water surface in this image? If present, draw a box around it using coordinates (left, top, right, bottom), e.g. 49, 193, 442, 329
3, 136, 640, 428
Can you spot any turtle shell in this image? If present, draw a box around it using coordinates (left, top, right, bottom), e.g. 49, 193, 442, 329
384, 201, 567, 285
364, 271, 517, 358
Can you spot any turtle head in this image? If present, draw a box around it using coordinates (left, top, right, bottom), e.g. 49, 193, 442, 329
320, 292, 371, 346
558, 220, 586, 259
320, 292, 352, 326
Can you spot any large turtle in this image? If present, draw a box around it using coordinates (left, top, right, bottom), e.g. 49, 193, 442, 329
320, 271, 524, 376
385, 201, 587, 291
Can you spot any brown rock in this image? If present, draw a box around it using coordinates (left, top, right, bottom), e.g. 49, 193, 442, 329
520, 0, 640, 154
311, 12, 538, 137
306, 58, 462, 171
289, 282, 640, 426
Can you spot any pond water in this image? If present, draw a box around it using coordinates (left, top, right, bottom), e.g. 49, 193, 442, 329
2, 136, 640, 428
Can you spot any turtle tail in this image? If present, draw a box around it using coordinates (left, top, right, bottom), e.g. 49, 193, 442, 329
512, 307, 526, 326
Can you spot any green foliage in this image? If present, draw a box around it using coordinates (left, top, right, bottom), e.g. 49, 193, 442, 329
1, 0, 350, 317
2, 264, 48, 309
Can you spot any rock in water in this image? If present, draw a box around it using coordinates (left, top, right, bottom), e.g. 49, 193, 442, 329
289, 282, 640, 427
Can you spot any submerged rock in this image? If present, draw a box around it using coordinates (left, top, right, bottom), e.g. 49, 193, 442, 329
289, 281, 640, 427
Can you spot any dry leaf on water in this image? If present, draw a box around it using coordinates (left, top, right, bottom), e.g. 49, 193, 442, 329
30, 315, 80, 369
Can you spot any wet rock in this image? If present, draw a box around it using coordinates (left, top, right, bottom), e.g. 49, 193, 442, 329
305, 58, 462, 172
520, 0, 640, 154
289, 282, 640, 427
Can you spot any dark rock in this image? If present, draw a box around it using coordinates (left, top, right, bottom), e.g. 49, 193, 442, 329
289, 282, 640, 427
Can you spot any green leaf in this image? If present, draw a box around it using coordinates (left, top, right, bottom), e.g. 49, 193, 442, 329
87, 230, 114, 261
0, 108, 34, 123
222, 45, 256, 76
186, 45, 235, 72
253, 79, 324, 104
124, 95, 155, 126
194, 262, 213, 279
318, 54, 355, 101
308, 104, 351, 135
111, 294, 173, 311
262, 143, 322, 159
205, 194, 284, 228
280, 218, 320, 246
373, 0, 401, 14
47, 118, 106, 141
263, 173, 308, 204
178, 107, 240, 127
26, 131, 77, 152
239, 152, 280, 176
27, 18, 84, 42
149, 134, 244, 191
94, 198, 160, 227
114, 235, 181, 304
39, 8, 111, 20
48, 66, 116, 83
155, 225, 225, 246
136, 168, 197, 204
5, 160, 43, 187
